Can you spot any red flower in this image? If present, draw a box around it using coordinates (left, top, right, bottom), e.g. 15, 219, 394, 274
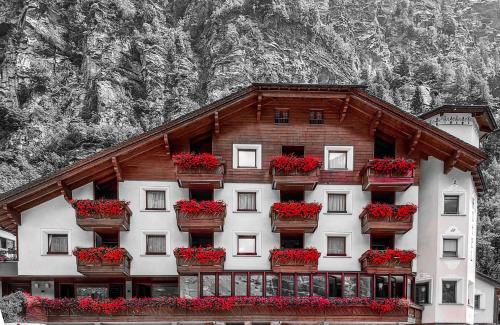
371, 158, 415, 175
270, 248, 321, 265
363, 203, 417, 221
364, 249, 416, 266
172, 153, 221, 171
270, 155, 321, 174
395, 204, 417, 220
175, 200, 226, 216
272, 202, 322, 220
71, 200, 129, 218
174, 247, 226, 265
73, 247, 127, 265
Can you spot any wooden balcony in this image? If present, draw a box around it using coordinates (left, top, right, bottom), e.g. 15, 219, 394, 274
270, 167, 320, 191
175, 156, 225, 189
174, 248, 225, 274
73, 200, 131, 231
75, 248, 132, 277
270, 248, 320, 273
360, 205, 415, 234
361, 159, 415, 192
359, 250, 414, 274
270, 203, 320, 233
174, 202, 226, 232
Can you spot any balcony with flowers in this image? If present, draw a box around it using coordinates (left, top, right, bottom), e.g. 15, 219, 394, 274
270, 202, 321, 233
361, 158, 415, 191
270, 248, 320, 273
73, 247, 132, 277
174, 247, 225, 274
71, 200, 131, 231
359, 249, 416, 274
270, 155, 321, 191
360, 203, 417, 234
174, 200, 226, 232
173, 153, 225, 189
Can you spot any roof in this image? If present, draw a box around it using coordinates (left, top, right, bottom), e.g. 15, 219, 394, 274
477, 272, 500, 288
419, 104, 497, 134
0, 83, 492, 232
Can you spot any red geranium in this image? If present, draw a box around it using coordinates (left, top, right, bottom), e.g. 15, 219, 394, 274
363, 203, 417, 221
172, 153, 221, 171
272, 202, 322, 219
371, 158, 415, 175
270, 155, 321, 174
71, 200, 129, 218
73, 247, 127, 264
364, 249, 416, 266
395, 204, 417, 220
175, 200, 226, 216
174, 247, 225, 264
270, 248, 321, 265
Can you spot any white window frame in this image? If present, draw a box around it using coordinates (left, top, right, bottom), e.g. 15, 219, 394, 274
416, 279, 433, 305
324, 146, 354, 171
474, 291, 486, 310
40, 229, 71, 256
441, 234, 465, 259
323, 190, 352, 215
440, 277, 463, 304
232, 144, 262, 169
140, 230, 170, 256
232, 232, 262, 257
233, 189, 261, 213
442, 191, 466, 216
140, 187, 169, 212
323, 232, 352, 258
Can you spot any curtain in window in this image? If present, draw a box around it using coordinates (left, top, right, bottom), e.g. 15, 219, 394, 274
443, 239, 458, 256
328, 194, 346, 212
238, 193, 256, 211
147, 235, 166, 254
238, 150, 256, 167
328, 151, 347, 169
146, 191, 166, 210
49, 235, 68, 253
327, 237, 345, 255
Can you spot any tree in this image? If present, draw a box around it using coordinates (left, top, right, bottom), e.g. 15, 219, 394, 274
410, 85, 424, 114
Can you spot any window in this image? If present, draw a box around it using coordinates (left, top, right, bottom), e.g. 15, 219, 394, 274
328, 151, 347, 169
416, 282, 430, 304
274, 109, 289, 124
328, 274, 342, 297
237, 192, 257, 211
309, 110, 324, 124
265, 274, 279, 296
297, 275, 310, 296
443, 238, 458, 258
312, 274, 326, 297
218, 274, 232, 296
371, 234, 394, 250
375, 275, 389, 298
442, 281, 457, 303
282, 145, 304, 157
280, 234, 303, 249
360, 276, 373, 298
146, 190, 166, 210
327, 236, 346, 256
47, 234, 68, 254
343, 275, 357, 298
444, 195, 460, 214
250, 274, 263, 296
180, 275, 199, 298
237, 149, 257, 168
280, 190, 304, 202
146, 235, 166, 255
391, 276, 405, 298
281, 275, 294, 296
202, 274, 216, 296
152, 283, 178, 298
474, 294, 481, 309
190, 233, 213, 247
76, 286, 107, 299
190, 189, 213, 201
237, 235, 256, 255
327, 193, 346, 213
235, 274, 248, 296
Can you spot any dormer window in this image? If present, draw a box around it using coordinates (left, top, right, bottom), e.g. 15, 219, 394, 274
274, 109, 289, 124
309, 110, 324, 124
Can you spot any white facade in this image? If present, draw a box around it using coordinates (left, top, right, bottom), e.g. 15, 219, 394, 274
474, 274, 499, 325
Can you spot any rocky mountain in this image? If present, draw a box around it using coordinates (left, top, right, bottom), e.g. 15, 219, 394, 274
1, 0, 500, 276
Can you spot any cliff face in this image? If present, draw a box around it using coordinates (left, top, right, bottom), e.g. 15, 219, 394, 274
1, 0, 500, 276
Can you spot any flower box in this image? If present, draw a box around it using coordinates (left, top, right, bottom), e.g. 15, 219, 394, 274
73, 247, 132, 277
72, 200, 131, 231
174, 200, 226, 232
269, 248, 320, 273
270, 156, 321, 191
174, 247, 225, 274
361, 158, 415, 191
359, 249, 416, 274
270, 202, 321, 233
173, 153, 225, 189
360, 203, 416, 234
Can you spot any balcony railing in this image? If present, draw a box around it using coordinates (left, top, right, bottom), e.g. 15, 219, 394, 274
174, 200, 226, 232
173, 153, 225, 189
360, 203, 416, 234
270, 248, 320, 273
72, 200, 131, 231
270, 202, 321, 233
74, 247, 132, 277
270, 156, 321, 191
361, 159, 415, 192
174, 247, 225, 274
359, 249, 415, 274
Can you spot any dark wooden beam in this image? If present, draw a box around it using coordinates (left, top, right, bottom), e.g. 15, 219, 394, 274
407, 130, 421, 156
444, 150, 462, 174
256, 94, 262, 121
57, 180, 72, 203
2, 205, 21, 225
369, 110, 383, 137
340, 96, 350, 122
163, 134, 170, 158
111, 157, 123, 182
214, 111, 220, 134
261, 91, 348, 99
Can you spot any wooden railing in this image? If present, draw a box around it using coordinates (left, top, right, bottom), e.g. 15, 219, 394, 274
75, 248, 132, 277
359, 204, 415, 234
269, 248, 320, 273
359, 250, 414, 274
270, 203, 320, 233
73, 200, 131, 231
174, 202, 226, 232
361, 159, 415, 191
174, 156, 225, 189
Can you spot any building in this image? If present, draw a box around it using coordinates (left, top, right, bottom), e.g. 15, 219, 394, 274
0, 84, 497, 324
474, 272, 500, 325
